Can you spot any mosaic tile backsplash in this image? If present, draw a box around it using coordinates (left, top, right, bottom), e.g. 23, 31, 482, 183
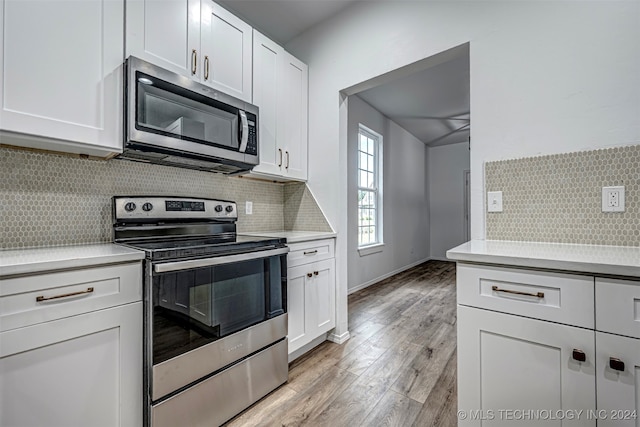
284, 183, 334, 232
1, 147, 331, 249
485, 144, 639, 247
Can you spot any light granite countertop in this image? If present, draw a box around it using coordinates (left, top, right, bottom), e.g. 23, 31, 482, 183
1, 244, 145, 277
447, 240, 640, 278
240, 231, 337, 244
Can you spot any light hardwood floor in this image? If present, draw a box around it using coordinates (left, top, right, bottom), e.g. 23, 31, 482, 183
226, 260, 458, 427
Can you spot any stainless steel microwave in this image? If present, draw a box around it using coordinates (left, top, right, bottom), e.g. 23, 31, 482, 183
120, 56, 258, 174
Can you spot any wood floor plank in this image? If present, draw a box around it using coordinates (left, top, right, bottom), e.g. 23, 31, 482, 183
278, 366, 358, 426
287, 342, 343, 393
360, 389, 423, 427
391, 321, 457, 403
334, 339, 388, 376
306, 374, 390, 426
412, 348, 458, 426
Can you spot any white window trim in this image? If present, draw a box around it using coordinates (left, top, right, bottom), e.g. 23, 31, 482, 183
357, 124, 383, 249
358, 242, 385, 257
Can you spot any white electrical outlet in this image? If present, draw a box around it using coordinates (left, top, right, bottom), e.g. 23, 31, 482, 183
487, 191, 503, 212
245, 201, 253, 215
602, 186, 625, 212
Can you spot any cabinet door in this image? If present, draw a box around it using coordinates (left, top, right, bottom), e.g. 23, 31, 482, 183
309, 258, 336, 334
596, 332, 640, 427
200, 1, 252, 102
0, 0, 123, 156
458, 305, 596, 426
252, 30, 283, 176
287, 264, 309, 354
0, 302, 142, 427
279, 52, 308, 180
126, 0, 201, 79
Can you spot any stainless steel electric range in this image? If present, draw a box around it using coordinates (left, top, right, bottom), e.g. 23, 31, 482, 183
113, 196, 288, 427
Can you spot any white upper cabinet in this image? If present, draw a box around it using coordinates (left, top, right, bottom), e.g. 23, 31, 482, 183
126, 0, 252, 102
126, 0, 201, 79
252, 31, 284, 176
201, 2, 253, 102
0, 0, 124, 157
251, 30, 308, 181
279, 53, 308, 180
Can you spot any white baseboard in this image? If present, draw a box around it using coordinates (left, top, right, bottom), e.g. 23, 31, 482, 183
347, 256, 432, 295
327, 330, 350, 344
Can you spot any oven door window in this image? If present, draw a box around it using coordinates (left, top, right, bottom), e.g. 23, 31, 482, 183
136, 71, 240, 150
152, 255, 285, 365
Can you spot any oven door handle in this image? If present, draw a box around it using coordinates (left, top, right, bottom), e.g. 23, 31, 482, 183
154, 247, 289, 273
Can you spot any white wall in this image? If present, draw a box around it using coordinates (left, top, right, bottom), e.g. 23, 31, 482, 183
347, 95, 429, 293
428, 142, 470, 260
286, 1, 640, 338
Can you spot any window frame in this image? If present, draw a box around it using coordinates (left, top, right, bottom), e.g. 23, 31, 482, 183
356, 124, 384, 253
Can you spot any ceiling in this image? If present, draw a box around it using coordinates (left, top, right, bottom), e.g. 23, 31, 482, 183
217, 0, 360, 45
219, 1, 470, 147
357, 51, 470, 147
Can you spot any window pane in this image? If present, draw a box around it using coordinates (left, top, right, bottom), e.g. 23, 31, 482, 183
359, 152, 368, 171
367, 154, 374, 173
359, 170, 366, 187
367, 172, 374, 188
367, 138, 374, 154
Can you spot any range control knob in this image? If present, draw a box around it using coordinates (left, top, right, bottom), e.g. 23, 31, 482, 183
142, 203, 153, 212
214, 205, 223, 212
124, 202, 137, 212
225, 205, 234, 213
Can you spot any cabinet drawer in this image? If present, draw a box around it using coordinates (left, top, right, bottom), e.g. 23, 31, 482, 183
287, 238, 334, 267
596, 278, 640, 339
0, 263, 142, 332
457, 264, 594, 328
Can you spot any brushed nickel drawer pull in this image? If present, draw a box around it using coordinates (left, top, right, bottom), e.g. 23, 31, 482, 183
278, 149, 283, 167
303, 250, 318, 255
491, 285, 544, 299
307, 273, 313, 278
609, 357, 625, 372
313, 271, 319, 276
285, 151, 290, 169
204, 55, 210, 80
36, 287, 94, 302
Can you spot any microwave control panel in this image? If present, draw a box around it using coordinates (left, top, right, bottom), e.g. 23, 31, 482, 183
246, 113, 257, 155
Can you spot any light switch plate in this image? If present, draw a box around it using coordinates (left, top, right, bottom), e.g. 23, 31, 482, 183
245, 201, 253, 215
487, 191, 503, 212
602, 186, 625, 212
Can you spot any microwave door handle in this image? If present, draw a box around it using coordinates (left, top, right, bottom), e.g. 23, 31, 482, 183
154, 247, 289, 273
238, 110, 249, 153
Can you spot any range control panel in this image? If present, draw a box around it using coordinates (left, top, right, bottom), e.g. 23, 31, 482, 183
114, 197, 237, 222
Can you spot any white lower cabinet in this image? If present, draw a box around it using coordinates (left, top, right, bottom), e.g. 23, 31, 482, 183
287, 241, 336, 356
457, 262, 640, 427
458, 305, 596, 427
0, 261, 143, 427
0, 302, 142, 427
596, 332, 640, 427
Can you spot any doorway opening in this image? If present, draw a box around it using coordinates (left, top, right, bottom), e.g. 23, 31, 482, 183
342, 42, 471, 294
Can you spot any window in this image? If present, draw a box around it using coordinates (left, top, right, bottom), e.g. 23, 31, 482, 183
357, 125, 383, 249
